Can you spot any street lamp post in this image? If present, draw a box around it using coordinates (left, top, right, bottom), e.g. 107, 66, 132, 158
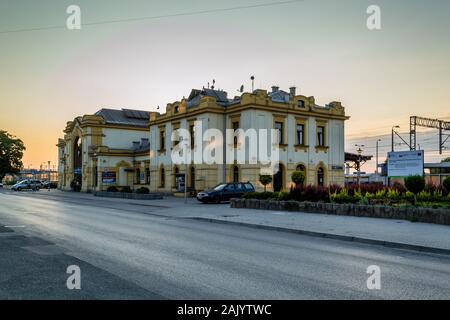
376, 139, 382, 176
391, 125, 400, 152
179, 136, 188, 204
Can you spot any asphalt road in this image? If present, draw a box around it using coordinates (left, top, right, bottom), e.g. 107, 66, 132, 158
0, 191, 449, 299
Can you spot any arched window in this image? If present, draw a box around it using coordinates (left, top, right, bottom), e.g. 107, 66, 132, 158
317, 167, 324, 186
160, 167, 165, 188
233, 166, 239, 183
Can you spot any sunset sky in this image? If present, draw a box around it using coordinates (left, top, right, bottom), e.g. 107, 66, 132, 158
1, 0, 449, 172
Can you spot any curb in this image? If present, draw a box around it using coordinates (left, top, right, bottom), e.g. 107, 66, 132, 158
190, 217, 450, 256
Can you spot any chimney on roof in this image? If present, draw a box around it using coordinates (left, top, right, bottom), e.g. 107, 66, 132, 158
289, 86, 296, 96
271, 86, 279, 93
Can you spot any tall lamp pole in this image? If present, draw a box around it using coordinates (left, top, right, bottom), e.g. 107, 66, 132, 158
179, 136, 188, 204
391, 125, 400, 152
376, 139, 381, 175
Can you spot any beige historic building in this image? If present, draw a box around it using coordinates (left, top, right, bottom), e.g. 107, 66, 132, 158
58, 86, 349, 193
57, 109, 151, 192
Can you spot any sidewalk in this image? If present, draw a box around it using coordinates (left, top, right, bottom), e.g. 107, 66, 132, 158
4, 189, 450, 255
193, 206, 450, 255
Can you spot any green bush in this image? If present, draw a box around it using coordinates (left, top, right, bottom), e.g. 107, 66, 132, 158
135, 187, 150, 194
404, 191, 415, 202
330, 189, 359, 204
386, 189, 401, 201
120, 186, 132, 193
374, 189, 387, 199
106, 186, 118, 192
277, 191, 292, 201
291, 171, 305, 186
405, 175, 425, 194
443, 176, 450, 193
404, 175, 425, 204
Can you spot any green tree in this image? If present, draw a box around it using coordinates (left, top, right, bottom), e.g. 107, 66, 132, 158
0, 130, 25, 180
291, 171, 306, 186
404, 175, 425, 204
441, 157, 450, 163
259, 175, 272, 192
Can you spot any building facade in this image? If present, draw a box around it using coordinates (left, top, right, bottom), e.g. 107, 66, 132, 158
57, 109, 151, 192
58, 86, 349, 192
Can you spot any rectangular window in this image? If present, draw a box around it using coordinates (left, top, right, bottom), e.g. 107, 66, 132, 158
189, 125, 195, 149
275, 121, 284, 144
297, 100, 305, 108
296, 124, 305, 145
172, 125, 180, 147
317, 126, 325, 146
232, 121, 239, 146
160, 130, 165, 151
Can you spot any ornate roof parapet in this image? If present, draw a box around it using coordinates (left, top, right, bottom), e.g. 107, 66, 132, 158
80, 114, 105, 127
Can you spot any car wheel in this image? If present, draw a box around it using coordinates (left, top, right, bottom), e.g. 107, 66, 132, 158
214, 196, 221, 204
17, 187, 22, 191
36, 187, 40, 191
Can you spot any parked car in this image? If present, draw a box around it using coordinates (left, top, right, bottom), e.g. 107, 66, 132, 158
197, 182, 255, 203
0, 183, 3, 188
11, 179, 43, 191
42, 181, 58, 189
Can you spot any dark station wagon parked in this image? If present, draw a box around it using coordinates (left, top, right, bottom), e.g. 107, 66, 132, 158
197, 182, 255, 203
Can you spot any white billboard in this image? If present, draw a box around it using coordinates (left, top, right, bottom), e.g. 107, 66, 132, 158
387, 150, 424, 177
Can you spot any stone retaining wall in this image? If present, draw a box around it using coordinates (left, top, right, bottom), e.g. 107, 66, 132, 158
94, 192, 163, 200
230, 199, 450, 226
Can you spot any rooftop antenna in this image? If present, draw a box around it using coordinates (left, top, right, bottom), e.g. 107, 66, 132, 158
238, 84, 244, 93
211, 79, 215, 90
250, 75, 255, 92
157, 105, 160, 110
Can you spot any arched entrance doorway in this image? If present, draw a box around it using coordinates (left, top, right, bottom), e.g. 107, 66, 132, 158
72, 136, 82, 191
273, 163, 285, 192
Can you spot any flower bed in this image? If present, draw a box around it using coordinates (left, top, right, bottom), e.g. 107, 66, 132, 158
242, 182, 450, 209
